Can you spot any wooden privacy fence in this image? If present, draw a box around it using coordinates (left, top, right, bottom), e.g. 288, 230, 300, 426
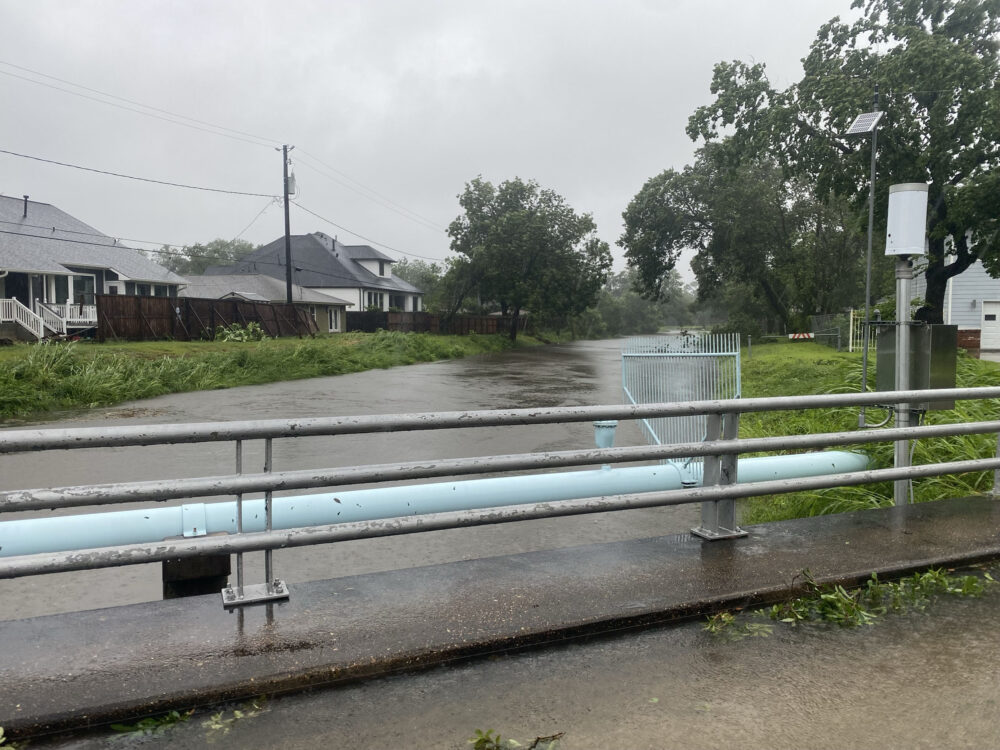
346, 311, 524, 335
96, 295, 317, 342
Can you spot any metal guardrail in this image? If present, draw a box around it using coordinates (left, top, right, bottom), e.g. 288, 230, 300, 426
2, 387, 1000, 606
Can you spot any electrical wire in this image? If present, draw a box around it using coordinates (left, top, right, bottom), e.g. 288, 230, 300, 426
0, 61, 281, 149
0, 61, 449, 235
296, 149, 448, 233
291, 200, 446, 262
0, 148, 278, 198
231, 199, 279, 241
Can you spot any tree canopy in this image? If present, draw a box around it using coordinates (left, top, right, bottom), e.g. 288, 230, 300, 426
447, 177, 612, 340
686, 0, 1000, 323
159, 238, 258, 276
620, 143, 875, 332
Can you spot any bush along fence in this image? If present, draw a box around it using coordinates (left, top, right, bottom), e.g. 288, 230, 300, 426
96, 295, 317, 342
346, 311, 526, 335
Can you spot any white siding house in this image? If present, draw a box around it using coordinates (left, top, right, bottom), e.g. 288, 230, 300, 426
913, 259, 1000, 350
0, 195, 183, 340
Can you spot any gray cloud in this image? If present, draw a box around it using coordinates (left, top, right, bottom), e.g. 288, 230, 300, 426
0, 0, 858, 276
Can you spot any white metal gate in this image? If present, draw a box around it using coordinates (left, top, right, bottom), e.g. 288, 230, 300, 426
622, 333, 741, 483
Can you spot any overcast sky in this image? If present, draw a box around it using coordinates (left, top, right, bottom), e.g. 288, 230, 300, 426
0, 0, 859, 277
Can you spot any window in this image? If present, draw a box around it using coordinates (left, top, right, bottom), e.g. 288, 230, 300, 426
136, 284, 151, 297
309, 305, 317, 323
328, 307, 340, 332
72, 274, 96, 305
55, 276, 69, 304
366, 291, 384, 309
154, 285, 169, 297
378, 260, 386, 276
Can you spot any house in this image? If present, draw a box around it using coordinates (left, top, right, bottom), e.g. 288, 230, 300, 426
0, 195, 184, 340
180, 273, 353, 333
912, 259, 1000, 350
204, 231, 423, 313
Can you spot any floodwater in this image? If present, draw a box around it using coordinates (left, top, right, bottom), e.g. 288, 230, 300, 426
0, 338, 699, 620
39, 579, 1000, 749
11, 340, 1000, 748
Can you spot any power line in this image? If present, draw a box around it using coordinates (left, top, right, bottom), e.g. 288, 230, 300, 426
0, 60, 453, 246
296, 149, 448, 233
0, 148, 278, 198
232, 199, 279, 241
294, 157, 445, 234
291, 200, 446, 262
0, 60, 281, 149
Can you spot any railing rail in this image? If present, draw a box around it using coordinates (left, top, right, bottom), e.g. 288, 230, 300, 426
5, 387, 997, 454
49, 302, 97, 326
0, 297, 43, 339
34, 301, 67, 335
3, 387, 1000, 604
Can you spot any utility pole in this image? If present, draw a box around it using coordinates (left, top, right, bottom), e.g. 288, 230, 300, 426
281, 145, 295, 304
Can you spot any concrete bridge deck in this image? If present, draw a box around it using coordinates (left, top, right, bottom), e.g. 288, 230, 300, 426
3, 495, 1000, 740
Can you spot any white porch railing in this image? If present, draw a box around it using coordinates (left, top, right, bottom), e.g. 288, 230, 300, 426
0, 298, 44, 340
34, 302, 67, 336
49, 303, 97, 327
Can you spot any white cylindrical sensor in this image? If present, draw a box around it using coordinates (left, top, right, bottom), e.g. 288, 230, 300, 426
885, 183, 929, 256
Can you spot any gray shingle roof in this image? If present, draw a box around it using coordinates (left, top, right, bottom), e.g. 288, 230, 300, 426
205, 232, 422, 294
0, 195, 185, 284
179, 274, 353, 306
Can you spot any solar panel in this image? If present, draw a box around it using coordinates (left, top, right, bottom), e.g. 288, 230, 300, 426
846, 111, 884, 135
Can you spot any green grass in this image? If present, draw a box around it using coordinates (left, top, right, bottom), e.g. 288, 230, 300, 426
0, 331, 520, 425
738, 341, 1000, 524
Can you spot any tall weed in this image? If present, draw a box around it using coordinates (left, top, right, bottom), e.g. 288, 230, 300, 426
740, 344, 1000, 524
0, 333, 517, 423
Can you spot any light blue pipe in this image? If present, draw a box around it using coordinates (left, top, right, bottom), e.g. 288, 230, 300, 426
0, 451, 869, 557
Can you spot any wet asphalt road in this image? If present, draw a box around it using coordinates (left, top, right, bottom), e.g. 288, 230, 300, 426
0, 338, 699, 619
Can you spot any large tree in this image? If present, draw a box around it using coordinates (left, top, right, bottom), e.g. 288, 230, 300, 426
159, 238, 258, 276
686, 0, 1000, 323
619, 143, 872, 331
392, 258, 445, 310
448, 177, 612, 340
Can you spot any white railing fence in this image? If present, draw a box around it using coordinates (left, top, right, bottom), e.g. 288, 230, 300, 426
0, 298, 43, 340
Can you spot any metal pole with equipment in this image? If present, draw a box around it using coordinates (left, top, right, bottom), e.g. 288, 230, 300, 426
844, 94, 884, 427
885, 183, 929, 505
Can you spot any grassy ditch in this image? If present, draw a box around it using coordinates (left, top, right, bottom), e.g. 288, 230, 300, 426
0, 330, 518, 424
738, 342, 1000, 524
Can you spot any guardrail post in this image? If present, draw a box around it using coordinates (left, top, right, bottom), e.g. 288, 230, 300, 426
222, 437, 290, 608
691, 411, 747, 540
993, 433, 1000, 499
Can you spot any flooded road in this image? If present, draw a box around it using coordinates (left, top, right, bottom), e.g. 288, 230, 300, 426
0, 339, 699, 619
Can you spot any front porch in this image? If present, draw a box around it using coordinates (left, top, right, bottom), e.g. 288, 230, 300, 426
0, 269, 102, 340
0, 298, 98, 341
